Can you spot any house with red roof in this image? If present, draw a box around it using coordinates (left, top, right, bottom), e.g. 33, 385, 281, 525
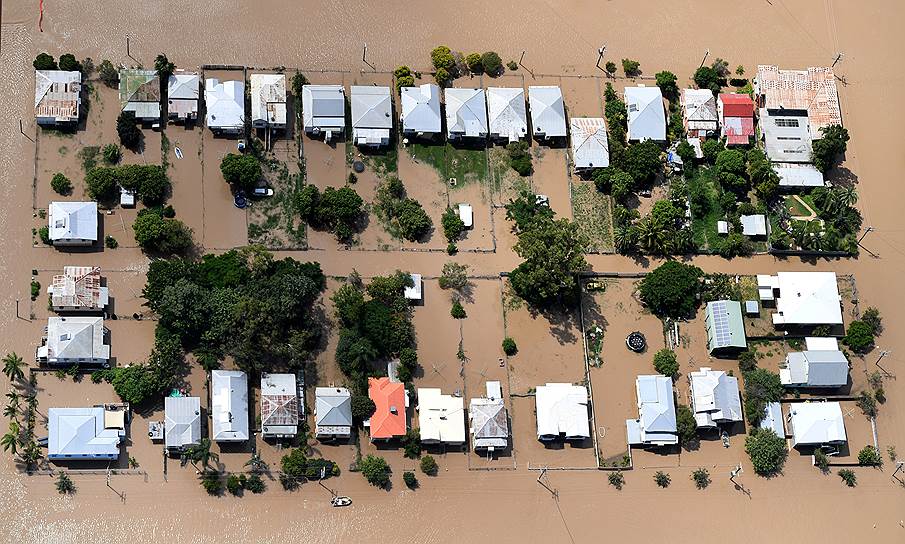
366, 377, 408, 441
718, 94, 755, 146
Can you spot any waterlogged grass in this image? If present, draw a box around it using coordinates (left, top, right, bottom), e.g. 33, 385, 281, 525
571, 181, 614, 253
247, 162, 306, 249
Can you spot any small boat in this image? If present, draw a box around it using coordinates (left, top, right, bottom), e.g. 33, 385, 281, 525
174, 146, 184, 160
331, 496, 352, 507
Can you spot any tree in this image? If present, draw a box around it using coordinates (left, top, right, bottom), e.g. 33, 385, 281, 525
430, 46, 456, 72
117, 111, 142, 150
611, 170, 636, 202
102, 144, 121, 164
438, 262, 468, 291
621, 59, 641, 77
638, 261, 703, 317
745, 428, 787, 475
58, 53, 82, 73
244, 452, 269, 474
201, 471, 223, 495
811, 125, 849, 173
743, 368, 784, 425
634, 215, 671, 255
507, 141, 532, 176
858, 445, 882, 466
676, 404, 698, 448
747, 149, 780, 200
401, 428, 422, 459
655, 71, 679, 101
738, 349, 757, 372
718, 233, 753, 259
504, 190, 554, 232
465, 53, 483, 73
351, 395, 376, 422
220, 153, 262, 191
622, 140, 662, 185
675, 140, 695, 165
420, 455, 438, 476
605, 61, 617, 75
280, 449, 308, 488
856, 390, 878, 418
393, 65, 414, 93
403, 471, 418, 488
653, 349, 680, 379
185, 438, 219, 471
434, 67, 451, 87
654, 471, 671, 488
394, 198, 432, 241
3, 353, 25, 383
450, 300, 467, 319
814, 448, 830, 473
693, 66, 721, 94
33, 53, 57, 70
226, 473, 243, 496
133, 210, 194, 254
502, 337, 518, 356
711, 58, 730, 78
245, 473, 266, 493
692, 468, 710, 489
56, 471, 76, 494
441, 208, 465, 243
509, 217, 589, 308
85, 167, 118, 202
607, 470, 625, 490
481, 51, 503, 76
861, 307, 882, 335
714, 149, 749, 193
359, 454, 391, 488
838, 468, 857, 487
154, 54, 175, 77
844, 320, 874, 353
98, 59, 118, 87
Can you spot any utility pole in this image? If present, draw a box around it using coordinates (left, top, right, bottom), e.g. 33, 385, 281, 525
699, 49, 710, 69
858, 226, 879, 258
832, 52, 844, 68
875, 349, 893, 377
596, 44, 607, 72
536, 466, 558, 499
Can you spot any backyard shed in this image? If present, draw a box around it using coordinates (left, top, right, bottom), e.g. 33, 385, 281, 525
704, 300, 747, 354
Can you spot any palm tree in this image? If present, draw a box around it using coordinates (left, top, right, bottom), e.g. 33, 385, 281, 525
1, 421, 20, 455
245, 452, 268, 473
613, 225, 637, 255
5, 391, 20, 411
3, 403, 17, 421
635, 216, 672, 255
835, 186, 858, 208
2, 353, 25, 384
185, 438, 219, 471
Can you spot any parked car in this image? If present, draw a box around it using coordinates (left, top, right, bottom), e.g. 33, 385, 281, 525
253, 187, 274, 197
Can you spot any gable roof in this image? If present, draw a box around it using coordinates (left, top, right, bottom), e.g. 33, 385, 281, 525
368, 377, 407, 439
774, 163, 824, 188
487, 87, 527, 141
570, 117, 609, 169
683, 88, 718, 127
528, 86, 567, 138
164, 396, 201, 449
50, 266, 108, 310
535, 383, 590, 440
445, 88, 488, 137
48, 407, 122, 460
689, 368, 743, 426
250, 73, 287, 125
39, 317, 109, 362
315, 387, 353, 428
261, 373, 299, 434
119, 69, 161, 118
49, 201, 97, 242
756, 65, 842, 131
783, 350, 849, 387
211, 370, 249, 442
625, 86, 666, 141
400, 83, 441, 133
718, 93, 754, 118
705, 300, 747, 352
35, 70, 81, 122
205, 78, 245, 130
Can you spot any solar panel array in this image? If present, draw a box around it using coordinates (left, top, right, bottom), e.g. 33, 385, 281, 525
710, 301, 733, 348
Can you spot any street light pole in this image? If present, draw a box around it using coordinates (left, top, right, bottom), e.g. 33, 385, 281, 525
596, 44, 607, 72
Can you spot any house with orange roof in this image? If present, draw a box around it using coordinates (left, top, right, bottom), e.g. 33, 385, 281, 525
366, 377, 408, 441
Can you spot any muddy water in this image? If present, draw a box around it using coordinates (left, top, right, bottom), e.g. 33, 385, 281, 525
3, 0, 905, 541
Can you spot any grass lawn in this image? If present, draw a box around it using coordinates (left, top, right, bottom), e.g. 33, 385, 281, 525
689, 170, 724, 252
782, 194, 817, 218
247, 160, 306, 249
408, 142, 487, 185
571, 181, 614, 253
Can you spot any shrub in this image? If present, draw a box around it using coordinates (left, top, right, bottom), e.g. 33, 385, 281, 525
202, 472, 223, 495
838, 468, 857, 487
420, 455, 439, 476
441, 208, 465, 243
861, 307, 882, 335
30, 280, 41, 300
98, 59, 118, 87
55, 471, 75, 494
676, 404, 697, 448
34, 53, 57, 70
814, 448, 830, 473
360, 455, 392, 488
502, 337, 518, 356
605, 61, 617, 75
104, 235, 118, 249
402, 470, 419, 489
450, 300, 467, 319
465, 53, 483, 73
621, 59, 641, 77
507, 141, 532, 176
654, 471, 671, 488
481, 51, 503, 76
226, 474, 243, 496
844, 320, 874, 353
245, 473, 266, 494
653, 349, 679, 379
608, 470, 625, 490
393, 65, 415, 93
506, 60, 518, 71
745, 428, 787, 475
38, 226, 51, 245
856, 391, 877, 418
117, 111, 142, 150
446, 243, 457, 255
638, 261, 703, 317
103, 144, 121, 165
50, 173, 72, 195
738, 349, 757, 372
858, 445, 882, 466
692, 468, 710, 489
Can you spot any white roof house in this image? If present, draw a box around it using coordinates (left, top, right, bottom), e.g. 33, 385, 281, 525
35, 70, 81, 125
759, 272, 843, 326
528, 86, 567, 139
625, 86, 666, 141
205, 78, 245, 134
760, 109, 813, 164
445, 88, 488, 140
167, 72, 200, 121
689, 368, 743, 428
302, 85, 345, 139
487, 87, 527, 142
404, 273, 423, 301
164, 396, 201, 450
570, 118, 610, 169
351, 85, 392, 146
400, 83, 442, 135
417, 388, 466, 444
211, 370, 249, 442
37, 317, 109, 365
775, 163, 824, 189
48, 407, 124, 460
48, 266, 108, 312
48, 201, 97, 245
789, 402, 847, 447
682, 88, 718, 135
781, 338, 849, 388
626, 375, 678, 446
741, 214, 768, 236
535, 383, 590, 441
250, 73, 287, 129
469, 381, 508, 451
261, 373, 299, 438
315, 387, 352, 439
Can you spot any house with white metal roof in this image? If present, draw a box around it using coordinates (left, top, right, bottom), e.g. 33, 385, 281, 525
48, 266, 108, 312
682, 88, 718, 136
417, 388, 466, 444
37, 317, 109, 366
469, 381, 508, 451
261, 373, 299, 438
400, 83, 441, 136
315, 387, 352, 439
758, 272, 843, 327
528, 86, 567, 139
760, 108, 814, 164
167, 71, 200, 121
704, 300, 747, 354
741, 214, 768, 237
119, 69, 161, 121
760, 402, 785, 438
35, 70, 81, 126
775, 163, 824, 190
211, 370, 249, 442
205, 78, 245, 135
689, 368, 742, 428
445, 88, 488, 140
48, 201, 97, 246
487, 87, 527, 142
626, 375, 678, 446
164, 396, 201, 450
570, 118, 609, 170
48, 406, 124, 461
789, 401, 846, 447
351, 85, 392, 147
781, 337, 848, 388
250, 73, 287, 129
625, 86, 666, 141
302, 85, 345, 140
535, 383, 590, 441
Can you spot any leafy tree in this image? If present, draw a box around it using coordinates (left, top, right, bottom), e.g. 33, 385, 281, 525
608, 470, 625, 490
201, 471, 223, 495
676, 140, 696, 165
504, 190, 554, 232
621, 140, 662, 185
393, 65, 415, 93
430, 46, 456, 72
844, 320, 874, 353
33, 53, 57, 70
638, 261, 703, 317
856, 390, 878, 418
692, 468, 711, 489
605, 61, 617, 75
245, 473, 266, 493
653, 349, 680, 379
434, 68, 451, 87
220, 153, 261, 191
58, 53, 82, 73
481, 51, 503, 76
154, 54, 175, 77
655, 71, 679, 101
693, 66, 721, 94
614, 224, 638, 254
359, 455, 392, 488
133, 209, 193, 254
509, 216, 589, 308
438, 262, 468, 290
280, 448, 308, 488
351, 395, 376, 422
84, 167, 116, 202
226, 473, 243, 496
50, 173, 71, 195
441, 208, 465, 243
838, 468, 856, 487
117, 111, 142, 150
394, 198, 432, 241
56, 471, 76, 494
811, 125, 849, 173
502, 337, 518, 356
401, 428, 422, 459
814, 448, 830, 473
450, 300, 467, 319
403, 471, 418, 488
654, 471, 671, 488
738, 349, 757, 372
718, 233, 753, 259
676, 404, 697, 448
861, 307, 882, 335
621, 59, 641, 77
465, 53, 483, 73
714, 149, 749, 193
743, 368, 783, 425
102, 143, 121, 164
858, 445, 882, 466
711, 58, 730, 78
507, 141, 532, 176
420, 454, 438, 476
98, 59, 118, 87
745, 428, 787, 475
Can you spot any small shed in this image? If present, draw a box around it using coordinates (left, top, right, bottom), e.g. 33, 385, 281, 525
704, 300, 747, 354
404, 273, 423, 301
741, 214, 768, 237
458, 203, 473, 228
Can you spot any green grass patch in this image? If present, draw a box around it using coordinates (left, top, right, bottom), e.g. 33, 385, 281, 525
571, 181, 614, 253
77, 146, 100, 172
408, 142, 487, 186
690, 172, 724, 252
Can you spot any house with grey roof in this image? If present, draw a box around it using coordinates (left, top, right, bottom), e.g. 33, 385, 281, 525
211, 370, 249, 442
164, 396, 201, 451
689, 368, 742, 428
205, 78, 245, 134
682, 88, 718, 136
261, 373, 299, 438
741, 214, 768, 237
400, 83, 441, 136
167, 71, 200, 122
48, 201, 97, 246
528, 86, 567, 139
35, 70, 81, 126
570, 118, 609, 170
625, 85, 666, 141
37, 316, 110, 366
469, 381, 509, 451
781, 337, 848, 388
302, 85, 345, 140
627, 375, 678, 446
48, 406, 124, 461
760, 108, 813, 164
315, 387, 352, 439
704, 300, 747, 354
250, 73, 287, 129
351, 85, 392, 147
119, 69, 161, 122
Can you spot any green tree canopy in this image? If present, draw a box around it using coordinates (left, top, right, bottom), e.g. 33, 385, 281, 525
638, 261, 703, 317
33, 53, 57, 70
745, 428, 787, 475
509, 216, 589, 308
811, 125, 850, 173
359, 455, 391, 488
621, 140, 662, 185
117, 111, 142, 150
220, 153, 262, 191
481, 51, 503, 76
654, 71, 679, 101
